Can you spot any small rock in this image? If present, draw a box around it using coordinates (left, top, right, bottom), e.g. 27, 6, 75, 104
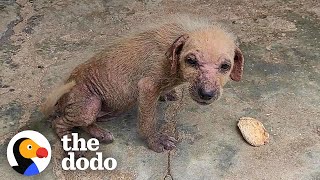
266, 45, 272, 51
259, 14, 268, 19
9, 122, 15, 126
238, 117, 269, 147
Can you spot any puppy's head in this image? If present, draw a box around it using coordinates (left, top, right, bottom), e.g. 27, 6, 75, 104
166, 28, 244, 105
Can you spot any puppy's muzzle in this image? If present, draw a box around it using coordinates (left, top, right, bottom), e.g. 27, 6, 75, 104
198, 87, 219, 101
198, 88, 215, 100
190, 83, 220, 105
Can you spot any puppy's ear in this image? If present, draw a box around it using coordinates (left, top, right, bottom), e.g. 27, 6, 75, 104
230, 47, 244, 81
166, 34, 189, 75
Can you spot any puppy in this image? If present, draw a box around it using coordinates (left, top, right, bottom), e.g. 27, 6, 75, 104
42, 16, 244, 154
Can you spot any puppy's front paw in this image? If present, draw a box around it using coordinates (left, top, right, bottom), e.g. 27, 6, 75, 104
90, 129, 114, 144
147, 133, 178, 152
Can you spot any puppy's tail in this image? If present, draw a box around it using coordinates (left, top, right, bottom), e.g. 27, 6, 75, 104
41, 80, 76, 117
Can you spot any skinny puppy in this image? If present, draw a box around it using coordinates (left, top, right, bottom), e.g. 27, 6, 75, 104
42, 16, 244, 154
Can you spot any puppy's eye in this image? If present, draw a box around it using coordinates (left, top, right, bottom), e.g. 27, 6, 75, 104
186, 56, 198, 67
220, 63, 231, 71
221, 63, 230, 70
220, 63, 231, 72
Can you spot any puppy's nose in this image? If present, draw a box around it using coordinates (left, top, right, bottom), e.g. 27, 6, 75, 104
198, 88, 214, 100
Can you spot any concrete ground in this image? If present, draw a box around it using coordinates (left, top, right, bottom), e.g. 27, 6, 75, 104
0, 0, 319, 179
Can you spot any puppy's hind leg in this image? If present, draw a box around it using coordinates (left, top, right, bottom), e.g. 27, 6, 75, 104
52, 85, 103, 157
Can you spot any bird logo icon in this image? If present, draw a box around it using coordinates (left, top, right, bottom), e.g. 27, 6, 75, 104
7, 130, 51, 176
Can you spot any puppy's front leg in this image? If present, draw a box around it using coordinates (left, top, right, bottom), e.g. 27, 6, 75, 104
137, 77, 178, 152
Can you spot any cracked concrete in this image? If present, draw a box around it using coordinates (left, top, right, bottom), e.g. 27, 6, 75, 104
0, 0, 320, 179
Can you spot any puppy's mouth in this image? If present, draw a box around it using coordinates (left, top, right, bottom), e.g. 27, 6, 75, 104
190, 94, 215, 105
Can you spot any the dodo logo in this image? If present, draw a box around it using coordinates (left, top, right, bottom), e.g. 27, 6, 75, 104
7, 130, 51, 176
